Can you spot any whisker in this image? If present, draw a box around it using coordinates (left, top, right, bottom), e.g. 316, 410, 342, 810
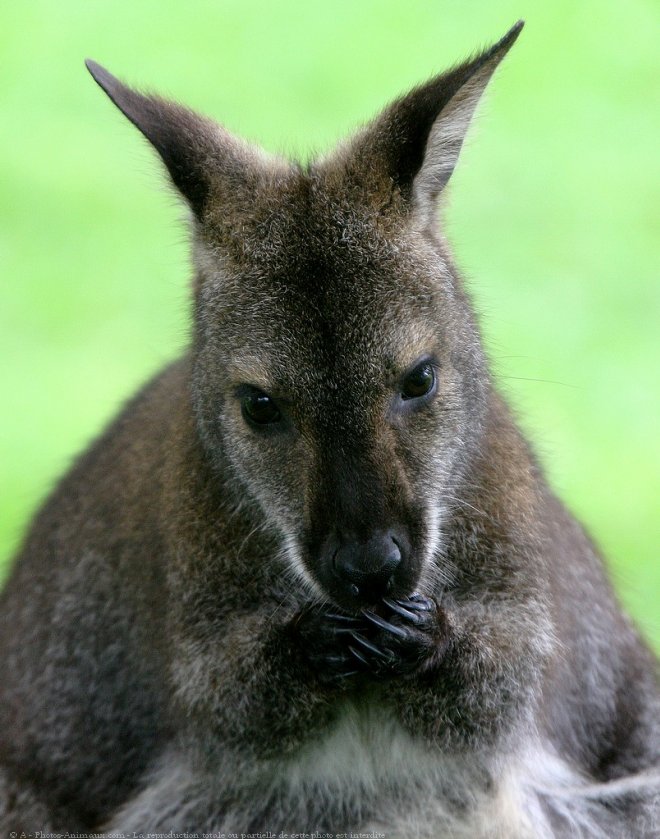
500, 375, 580, 389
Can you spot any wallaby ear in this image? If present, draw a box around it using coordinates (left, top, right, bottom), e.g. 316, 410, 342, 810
334, 21, 523, 225
85, 60, 260, 221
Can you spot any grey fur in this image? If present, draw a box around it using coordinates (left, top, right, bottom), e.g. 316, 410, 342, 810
1, 23, 658, 836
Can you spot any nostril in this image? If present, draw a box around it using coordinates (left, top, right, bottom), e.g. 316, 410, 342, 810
331, 548, 343, 578
331, 550, 354, 592
332, 549, 355, 584
381, 536, 402, 577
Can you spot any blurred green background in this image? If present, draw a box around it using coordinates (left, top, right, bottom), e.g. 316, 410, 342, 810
1, 0, 658, 647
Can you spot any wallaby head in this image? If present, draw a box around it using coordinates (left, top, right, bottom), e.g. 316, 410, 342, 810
86, 22, 522, 612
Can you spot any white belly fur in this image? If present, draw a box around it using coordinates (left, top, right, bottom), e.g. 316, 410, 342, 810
281, 702, 530, 838
280, 703, 646, 838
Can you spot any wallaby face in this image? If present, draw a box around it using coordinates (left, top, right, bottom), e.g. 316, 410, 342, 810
2, 22, 658, 837
191, 185, 488, 608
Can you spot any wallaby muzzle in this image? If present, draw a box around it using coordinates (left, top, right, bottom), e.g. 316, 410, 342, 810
304, 439, 425, 609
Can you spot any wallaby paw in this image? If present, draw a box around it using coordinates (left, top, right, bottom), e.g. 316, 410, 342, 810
294, 607, 365, 685
348, 594, 449, 679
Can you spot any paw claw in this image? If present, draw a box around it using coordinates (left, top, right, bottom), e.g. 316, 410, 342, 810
349, 631, 393, 660
336, 669, 361, 680
394, 594, 436, 612
361, 609, 409, 639
325, 612, 363, 624
348, 645, 371, 668
382, 597, 424, 624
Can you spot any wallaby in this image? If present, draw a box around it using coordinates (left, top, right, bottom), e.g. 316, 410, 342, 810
1, 21, 658, 837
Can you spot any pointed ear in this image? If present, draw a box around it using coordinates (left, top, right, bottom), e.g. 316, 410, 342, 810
85, 60, 263, 221
333, 21, 523, 225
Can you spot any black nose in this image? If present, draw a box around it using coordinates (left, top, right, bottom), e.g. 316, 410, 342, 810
332, 531, 402, 600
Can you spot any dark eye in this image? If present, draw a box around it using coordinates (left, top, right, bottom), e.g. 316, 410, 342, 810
241, 391, 281, 426
401, 362, 435, 400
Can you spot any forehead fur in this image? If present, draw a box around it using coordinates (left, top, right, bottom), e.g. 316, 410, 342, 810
194, 165, 457, 389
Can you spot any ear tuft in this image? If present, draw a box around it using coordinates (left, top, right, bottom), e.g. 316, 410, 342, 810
86, 60, 216, 216
327, 21, 524, 226
85, 60, 254, 220
85, 60, 121, 96
409, 20, 524, 221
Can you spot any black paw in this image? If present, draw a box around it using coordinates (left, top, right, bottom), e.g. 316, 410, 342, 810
294, 595, 448, 685
348, 594, 448, 679
294, 608, 365, 685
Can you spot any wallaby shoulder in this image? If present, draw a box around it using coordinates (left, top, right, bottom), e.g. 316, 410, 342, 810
0, 358, 194, 823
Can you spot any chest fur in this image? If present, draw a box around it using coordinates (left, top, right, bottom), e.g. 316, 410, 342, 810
279, 704, 538, 839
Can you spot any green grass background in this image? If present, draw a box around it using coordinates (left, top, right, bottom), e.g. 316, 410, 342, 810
1, 0, 658, 647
